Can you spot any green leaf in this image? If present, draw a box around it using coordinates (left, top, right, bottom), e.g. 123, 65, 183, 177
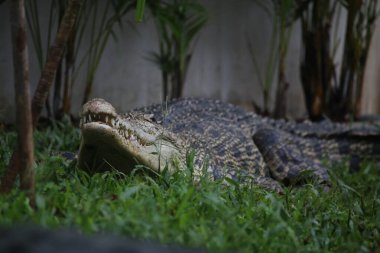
135, 0, 146, 22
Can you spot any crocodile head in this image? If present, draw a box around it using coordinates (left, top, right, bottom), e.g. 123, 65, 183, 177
78, 98, 184, 174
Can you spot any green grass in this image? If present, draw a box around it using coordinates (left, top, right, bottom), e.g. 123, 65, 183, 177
0, 122, 379, 252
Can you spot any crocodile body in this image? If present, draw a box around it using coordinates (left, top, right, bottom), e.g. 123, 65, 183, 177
78, 98, 380, 192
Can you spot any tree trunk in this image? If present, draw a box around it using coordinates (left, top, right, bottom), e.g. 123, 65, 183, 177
9, 0, 35, 206
273, 53, 288, 119
53, 60, 63, 118
62, 26, 76, 115
31, 0, 83, 127
0, 0, 83, 194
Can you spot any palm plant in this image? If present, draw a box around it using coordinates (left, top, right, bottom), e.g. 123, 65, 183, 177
26, 0, 136, 119
1, 0, 147, 201
249, 0, 296, 117
297, 0, 379, 121
297, 0, 338, 120
334, 0, 379, 119
147, 0, 207, 100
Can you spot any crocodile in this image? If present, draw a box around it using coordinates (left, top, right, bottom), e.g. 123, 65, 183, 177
78, 98, 380, 193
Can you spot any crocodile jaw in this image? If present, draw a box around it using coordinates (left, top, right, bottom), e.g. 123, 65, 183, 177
78, 98, 183, 174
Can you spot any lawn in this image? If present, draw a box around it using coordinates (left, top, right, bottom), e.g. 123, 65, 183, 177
0, 121, 379, 253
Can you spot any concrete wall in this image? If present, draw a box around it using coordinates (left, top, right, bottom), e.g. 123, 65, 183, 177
362, 18, 380, 115
0, 1, 379, 123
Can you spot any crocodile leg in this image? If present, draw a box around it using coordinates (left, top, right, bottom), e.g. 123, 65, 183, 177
251, 176, 285, 194
253, 128, 331, 188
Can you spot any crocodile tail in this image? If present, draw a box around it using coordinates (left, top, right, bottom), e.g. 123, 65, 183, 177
320, 135, 380, 170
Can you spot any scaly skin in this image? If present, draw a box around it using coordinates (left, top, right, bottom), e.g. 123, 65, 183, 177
78, 98, 380, 193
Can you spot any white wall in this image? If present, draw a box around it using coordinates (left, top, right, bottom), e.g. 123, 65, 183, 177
362, 18, 380, 115
0, 0, 379, 123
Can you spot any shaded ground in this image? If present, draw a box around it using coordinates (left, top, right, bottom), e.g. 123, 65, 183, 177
0, 226, 206, 253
